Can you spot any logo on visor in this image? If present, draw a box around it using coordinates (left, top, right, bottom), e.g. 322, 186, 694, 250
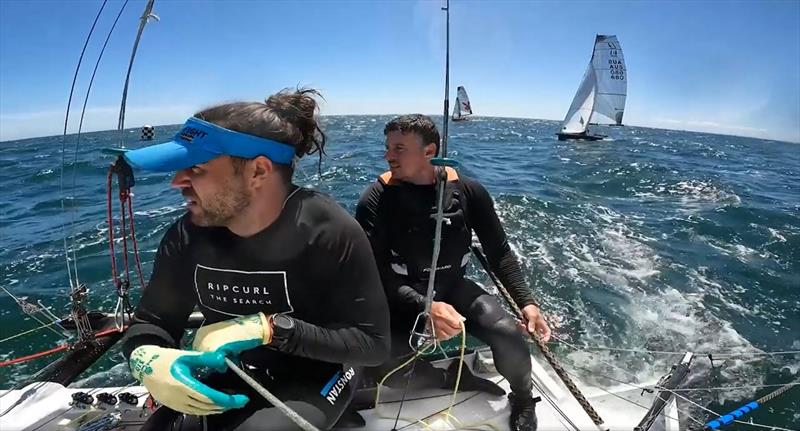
179, 127, 208, 143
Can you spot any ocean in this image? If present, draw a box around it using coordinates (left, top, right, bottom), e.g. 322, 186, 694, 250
1, 116, 798, 429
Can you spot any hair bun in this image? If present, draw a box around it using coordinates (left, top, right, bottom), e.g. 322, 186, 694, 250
265, 88, 325, 157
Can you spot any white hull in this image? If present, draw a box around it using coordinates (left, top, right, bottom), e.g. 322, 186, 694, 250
0, 350, 681, 431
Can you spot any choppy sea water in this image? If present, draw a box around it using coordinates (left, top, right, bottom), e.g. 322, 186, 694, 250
1, 116, 798, 429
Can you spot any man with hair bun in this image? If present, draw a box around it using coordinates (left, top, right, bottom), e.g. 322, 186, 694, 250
121, 88, 389, 430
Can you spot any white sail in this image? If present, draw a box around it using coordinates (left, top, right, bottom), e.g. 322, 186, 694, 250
591, 35, 626, 125
457, 86, 472, 115
560, 62, 597, 134
560, 34, 627, 135
453, 85, 472, 120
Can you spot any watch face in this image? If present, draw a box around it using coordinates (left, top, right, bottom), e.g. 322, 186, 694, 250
274, 314, 294, 330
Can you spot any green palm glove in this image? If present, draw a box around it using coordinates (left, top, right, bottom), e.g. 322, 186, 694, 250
129, 345, 249, 415
192, 312, 272, 357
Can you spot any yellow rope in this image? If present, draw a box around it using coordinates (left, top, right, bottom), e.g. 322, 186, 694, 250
445, 322, 466, 416
375, 338, 437, 429
373, 321, 501, 430
0, 320, 61, 344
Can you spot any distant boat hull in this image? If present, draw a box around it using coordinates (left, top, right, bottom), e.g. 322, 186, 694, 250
452, 117, 468, 122
557, 132, 605, 141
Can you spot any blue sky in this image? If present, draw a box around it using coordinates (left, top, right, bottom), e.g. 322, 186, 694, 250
1, 0, 798, 142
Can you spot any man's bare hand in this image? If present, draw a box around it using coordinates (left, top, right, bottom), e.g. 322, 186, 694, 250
429, 301, 464, 341
521, 304, 551, 343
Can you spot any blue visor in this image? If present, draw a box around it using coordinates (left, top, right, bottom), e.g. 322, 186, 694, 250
124, 117, 296, 172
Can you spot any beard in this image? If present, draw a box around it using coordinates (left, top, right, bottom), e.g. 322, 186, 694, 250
187, 179, 251, 227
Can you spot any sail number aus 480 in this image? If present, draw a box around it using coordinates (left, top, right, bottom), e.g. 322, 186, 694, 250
608, 58, 625, 80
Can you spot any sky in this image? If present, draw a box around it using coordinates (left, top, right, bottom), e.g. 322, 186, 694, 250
1, 0, 798, 143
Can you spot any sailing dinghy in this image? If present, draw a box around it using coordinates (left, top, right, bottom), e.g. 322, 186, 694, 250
557, 35, 627, 141
0, 310, 685, 431
452, 86, 473, 122
3, 2, 796, 430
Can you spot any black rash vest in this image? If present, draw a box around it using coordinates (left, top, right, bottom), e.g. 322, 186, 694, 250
355, 169, 537, 315
122, 187, 390, 372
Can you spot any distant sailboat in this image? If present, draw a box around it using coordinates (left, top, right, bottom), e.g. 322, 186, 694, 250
452, 85, 473, 122
558, 34, 627, 141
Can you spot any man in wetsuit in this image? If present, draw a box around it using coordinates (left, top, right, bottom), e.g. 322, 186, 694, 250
355, 114, 551, 431
120, 88, 389, 430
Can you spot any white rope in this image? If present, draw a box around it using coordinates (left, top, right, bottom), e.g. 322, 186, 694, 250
667, 383, 800, 392
550, 334, 800, 358
225, 358, 320, 431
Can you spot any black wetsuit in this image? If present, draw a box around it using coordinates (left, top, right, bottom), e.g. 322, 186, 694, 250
355, 168, 537, 396
123, 187, 390, 431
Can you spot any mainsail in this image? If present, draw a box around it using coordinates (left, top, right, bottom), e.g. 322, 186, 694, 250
592, 34, 626, 126
559, 34, 626, 138
452, 85, 473, 121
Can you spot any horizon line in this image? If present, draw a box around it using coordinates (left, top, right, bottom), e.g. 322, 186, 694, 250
1, 114, 797, 145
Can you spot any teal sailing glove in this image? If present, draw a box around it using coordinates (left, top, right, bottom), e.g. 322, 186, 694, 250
129, 345, 249, 415
192, 312, 273, 357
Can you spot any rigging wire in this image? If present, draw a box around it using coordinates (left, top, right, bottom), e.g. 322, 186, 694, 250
66, 0, 132, 287
60, 0, 109, 292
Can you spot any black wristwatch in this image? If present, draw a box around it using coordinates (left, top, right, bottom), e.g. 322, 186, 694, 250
269, 314, 295, 349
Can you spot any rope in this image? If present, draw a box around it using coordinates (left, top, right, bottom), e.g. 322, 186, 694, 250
392, 356, 421, 430
0, 345, 69, 367
476, 247, 607, 430
566, 362, 709, 428
551, 333, 800, 429
661, 386, 795, 431
411, 0, 455, 350
126, 193, 146, 289
106, 169, 119, 286
225, 358, 320, 431
757, 379, 798, 404
549, 335, 800, 358
0, 327, 124, 367
107, 157, 141, 330
417, 166, 450, 328
702, 378, 800, 430
566, 365, 712, 430
67, 0, 131, 297
375, 341, 437, 429
0, 321, 62, 344
36, 300, 65, 329
530, 376, 581, 431
375, 322, 503, 431
0, 286, 66, 338
609, 371, 797, 431
668, 383, 800, 393
60, 0, 109, 292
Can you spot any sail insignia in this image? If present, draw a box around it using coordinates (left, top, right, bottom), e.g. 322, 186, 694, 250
452, 85, 473, 121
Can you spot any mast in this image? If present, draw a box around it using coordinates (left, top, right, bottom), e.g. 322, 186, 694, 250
117, 0, 159, 147
441, 0, 450, 156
